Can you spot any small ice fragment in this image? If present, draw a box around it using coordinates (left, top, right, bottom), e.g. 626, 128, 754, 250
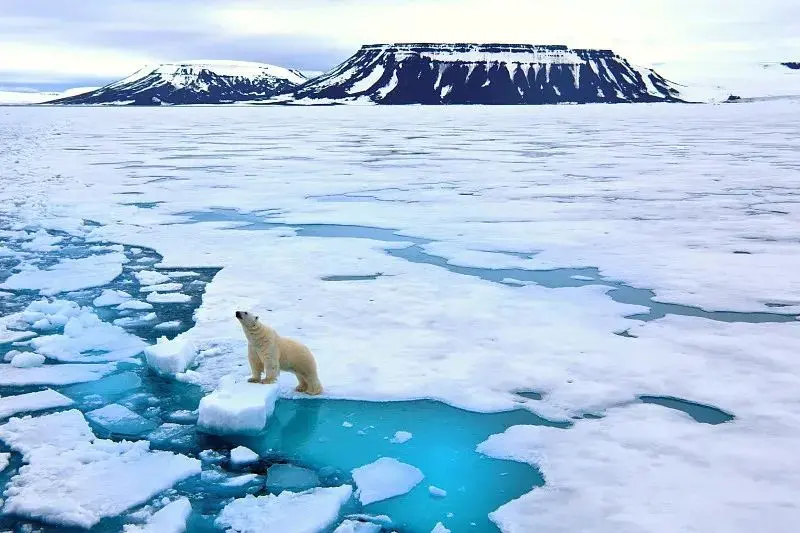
147, 292, 191, 304
343, 421, 354, 428
114, 312, 157, 327
94, 289, 132, 307
197, 378, 279, 435
216, 485, 353, 533
86, 403, 158, 436
144, 336, 196, 376
139, 282, 183, 293
135, 270, 170, 286
167, 271, 200, 278
123, 497, 191, 533
334, 520, 382, 533
199, 449, 225, 463
390, 430, 413, 444
352, 457, 424, 505
265, 464, 321, 493
0, 452, 9, 472
431, 522, 451, 533
10, 352, 45, 368
571, 275, 595, 281
155, 320, 182, 331
166, 409, 198, 424
0, 389, 73, 419
230, 446, 259, 466
117, 300, 154, 311
429, 485, 447, 498
0, 327, 36, 344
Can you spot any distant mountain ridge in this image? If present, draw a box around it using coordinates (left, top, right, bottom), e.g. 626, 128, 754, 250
47, 61, 306, 105
291, 43, 684, 104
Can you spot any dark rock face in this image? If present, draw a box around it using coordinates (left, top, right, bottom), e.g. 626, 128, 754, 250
782, 62, 800, 70
293, 43, 685, 104
48, 62, 306, 105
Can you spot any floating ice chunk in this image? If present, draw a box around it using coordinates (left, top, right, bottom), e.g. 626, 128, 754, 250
390, 431, 413, 444
570, 275, 595, 281
135, 270, 170, 286
0, 362, 117, 386
197, 378, 279, 435
167, 271, 200, 278
166, 409, 198, 424
352, 457, 424, 505
431, 522, 451, 533
114, 312, 158, 327
0, 389, 73, 419
343, 421, 354, 428
266, 464, 321, 493
154, 320, 182, 330
428, 485, 447, 498
334, 519, 382, 533
3, 349, 20, 362
147, 292, 191, 304
216, 485, 353, 533
0, 452, 9, 472
21, 230, 62, 252
16, 298, 82, 328
9, 352, 45, 368
0, 327, 35, 344
130, 248, 142, 255
93, 289, 132, 307
123, 498, 192, 533
147, 423, 195, 448
0, 252, 126, 295
230, 446, 260, 466
199, 449, 225, 463
140, 282, 182, 293
117, 299, 154, 311
0, 410, 200, 529
30, 307, 146, 362
222, 473, 262, 487
86, 404, 158, 436
144, 336, 197, 376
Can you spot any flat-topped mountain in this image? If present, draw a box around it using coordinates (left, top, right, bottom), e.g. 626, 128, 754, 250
292, 43, 684, 104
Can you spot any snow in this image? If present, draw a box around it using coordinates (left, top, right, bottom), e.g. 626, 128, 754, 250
351, 457, 424, 505
9, 351, 45, 368
390, 430, 413, 444
146, 292, 191, 303
0, 389, 73, 419
135, 270, 170, 285
3, 103, 800, 533
0, 410, 200, 528
197, 377, 279, 435
123, 497, 191, 533
144, 335, 197, 375
229, 445, 259, 466
0, 362, 118, 386
21, 229, 62, 251
334, 520, 381, 533
117, 299, 154, 310
30, 306, 146, 362
348, 63, 386, 94
215, 485, 353, 533
0, 86, 99, 105
477, 403, 799, 532
0, 452, 9, 472
431, 523, 451, 533
428, 485, 447, 498
86, 403, 158, 435
0, 252, 126, 295
94, 289, 132, 307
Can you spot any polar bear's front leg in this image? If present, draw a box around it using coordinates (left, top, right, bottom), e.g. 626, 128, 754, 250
260, 344, 279, 384
247, 345, 263, 383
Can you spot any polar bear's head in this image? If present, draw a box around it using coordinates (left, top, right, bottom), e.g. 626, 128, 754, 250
235, 310, 259, 328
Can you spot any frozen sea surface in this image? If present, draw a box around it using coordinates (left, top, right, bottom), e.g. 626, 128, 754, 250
0, 103, 799, 532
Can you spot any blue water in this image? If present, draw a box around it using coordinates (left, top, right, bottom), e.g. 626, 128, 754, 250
172, 208, 797, 324
0, 220, 741, 532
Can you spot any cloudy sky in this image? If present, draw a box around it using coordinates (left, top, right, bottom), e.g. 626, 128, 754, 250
1, 0, 797, 90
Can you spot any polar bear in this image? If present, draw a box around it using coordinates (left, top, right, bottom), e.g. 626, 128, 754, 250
235, 310, 323, 395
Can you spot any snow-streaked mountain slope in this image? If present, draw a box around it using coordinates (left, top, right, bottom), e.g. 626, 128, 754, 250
0, 87, 100, 105
47, 61, 306, 105
292, 43, 684, 104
